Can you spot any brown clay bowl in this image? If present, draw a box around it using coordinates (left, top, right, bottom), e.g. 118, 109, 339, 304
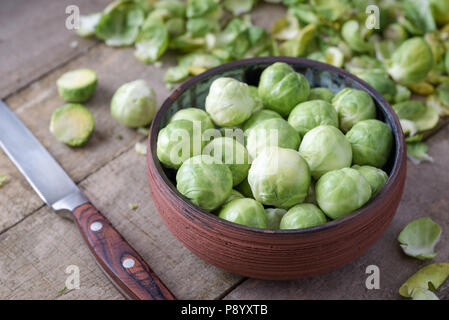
147, 57, 407, 280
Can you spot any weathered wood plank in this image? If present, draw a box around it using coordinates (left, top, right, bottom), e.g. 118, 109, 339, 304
224, 124, 449, 300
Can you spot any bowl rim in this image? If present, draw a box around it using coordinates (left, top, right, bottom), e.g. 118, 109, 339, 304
148, 56, 406, 236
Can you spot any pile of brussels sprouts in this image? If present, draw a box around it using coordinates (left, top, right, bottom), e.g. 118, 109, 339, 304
157, 62, 393, 230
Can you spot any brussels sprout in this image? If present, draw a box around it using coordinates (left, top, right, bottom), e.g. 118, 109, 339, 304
218, 198, 267, 228
247, 86, 264, 113
383, 23, 408, 43
278, 24, 317, 58
387, 38, 434, 86
288, 100, 339, 137
412, 104, 439, 132
357, 71, 397, 103
205, 77, 256, 127
352, 165, 388, 197
265, 208, 287, 229
407, 142, 434, 165
399, 263, 449, 298
411, 288, 439, 300
177, 155, 233, 211
224, 0, 257, 16
111, 80, 157, 128
56, 69, 97, 103
308, 88, 335, 103
235, 177, 254, 199
341, 20, 374, 53
164, 65, 190, 83
165, 17, 186, 37
430, 0, 449, 25
157, 120, 204, 169
203, 137, 250, 186
288, 4, 320, 25
373, 39, 398, 62
95, 1, 145, 46
346, 119, 393, 168
50, 104, 94, 147
392, 100, 427, 120
246, 118, 301, 159
408, 81, 435, 95
398, 217, 442, 260
299, 125, 352, 179
169, 108, 214, 131
280, 204, 327, 230
428, 93, 449, 117
332, 88, 376, 133
248, 147, 311, 209
223, 189, 245, 204
76, 13, 101, 37
242, 109, 283, 133
316, 168, 371, 220
258, 62, 310, 117
134, 23, 169, 63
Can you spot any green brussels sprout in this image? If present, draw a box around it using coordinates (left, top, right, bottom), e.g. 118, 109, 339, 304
383, 23, 408, 43
299, 125, 352, 179
392, 100, 427, 120
235, 177, 254, 199
352, 165, 388, 197
205, 77, 256, 127
111, 80, 157, 128
258, 62, 310, 117
280, 203, 327, 230
398, 217, 442, 260
246, 118, 301, 159
248, 86, 264, 113
407, 142, 434, 165
218, 198, 267, 228
179, 52, 222, 72
341, 20, 374, 53
424, 32, 446, 63
308, 87, 335, 103
357, 71, 397, 103
346, 119, 393, 168
95, 1, 145, 46
288, 100, 339, 137
265, 208, 287, 229
430, 0, 449, 25
332, 88, 376, 133
177, 155, 233, 211
169, 108, 214, 131
316, 167, 371, 219
157, 120, 204, 169
223, 189, 245, 204
242, 109, 283, 133
134, 23, 169, 63
203, 137, 250, 186
399, 263, 449, 298
50, 104, 95, 147
56, 69, 97, 103
224, 0, 257, 16
387, 38, 434, 86
248, 147, 311, 209
76, 13, 101, 38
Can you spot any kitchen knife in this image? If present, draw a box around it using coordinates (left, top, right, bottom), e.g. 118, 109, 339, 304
0, 101, 175, 300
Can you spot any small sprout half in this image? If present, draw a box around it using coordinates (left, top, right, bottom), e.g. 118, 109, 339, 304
50, 104, 95, 147
398, 217, 442, 260
265, 208, 287, 229
399, 263, 449, 298
57, 69, 97, 103
280, 204, 327, 230
218, 198, 267, 229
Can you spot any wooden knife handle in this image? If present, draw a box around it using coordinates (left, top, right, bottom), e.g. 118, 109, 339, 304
72, 202, 176, 300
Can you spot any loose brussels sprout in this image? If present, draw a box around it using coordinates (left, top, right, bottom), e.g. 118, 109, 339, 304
408, 81, 435, 95
203, 137, 250, 186
218, 198, 267, 228
246, 118, 301, 159
387, 38, 434, 86
248, 147, 311, 209
205, 77, 256, 127
164, 66, 190, 84
241, 109, 283, 133
288, 100, 339, 137
332, 88, 376, 133
169, 108, 214, 131
299, 125, 352, 179
223, 189, 245, 204
341, 20, 373, 53
50, 104, 95, 147
235, 177, 254, 199
316, 168, 371, 219
352, 165, 388, 197
307, 87, 335, 103
265, 208, 287, 229
134, 23, 169, 63
111, 80, 157, 128
157, 120, 204, 169
346, 119, 393, 168
357, 71, 397, 103
398, 217, 442, 260
177, 155, 233, 211
392, 100, 427, 120
95, 1, 145, 46
399, 263, 449, 298
258, 62, 310, 117
383, 23, 408, 43
56, 69, 97, 103
280, 203, 327, 230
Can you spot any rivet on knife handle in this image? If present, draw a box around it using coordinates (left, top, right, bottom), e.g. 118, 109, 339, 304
73, 202, 176, 300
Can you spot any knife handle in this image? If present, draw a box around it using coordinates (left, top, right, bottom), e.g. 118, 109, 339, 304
72, 202, 176, 300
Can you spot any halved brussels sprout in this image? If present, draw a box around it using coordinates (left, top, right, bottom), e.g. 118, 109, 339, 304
346, 119, 393, 168
134, 23, 169, 63
399, 263, 449, 298
258, 62, 310, 117
280, 203, 327, 230
398, 217, 442, 260
288, 100, 339, 137
299, 125, 352, 179
169, 108, 215, 131
246, 118, 301, 159
352, 165, 388, 197
223, 189, 245, 204
316, 167, 371, 220
392, 100, 427, 120
341, 20, 374, 53
407, 142, 434, 164
177, 155, 233, 211
248, 147, 311, 209
203, 137, 250, 186
308, 88, 335, 103
111, 79, 157, 128
332, 88, 376, 133
57, 69, 97, 103
242, 109, 283, 133
218, 198, 267, 228
265, 208, 287, 229
205, 77, 256, 127
427, 94, 449, 117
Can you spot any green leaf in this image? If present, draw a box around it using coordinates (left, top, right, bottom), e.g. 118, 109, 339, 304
134, 23, 169, 63
398, 217, 441, 260
399, 263, 449, 297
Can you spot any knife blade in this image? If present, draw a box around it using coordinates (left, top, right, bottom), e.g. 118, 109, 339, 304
0, 101, 175, 300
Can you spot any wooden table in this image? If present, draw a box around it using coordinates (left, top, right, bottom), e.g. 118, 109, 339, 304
1, 1, 448, 300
